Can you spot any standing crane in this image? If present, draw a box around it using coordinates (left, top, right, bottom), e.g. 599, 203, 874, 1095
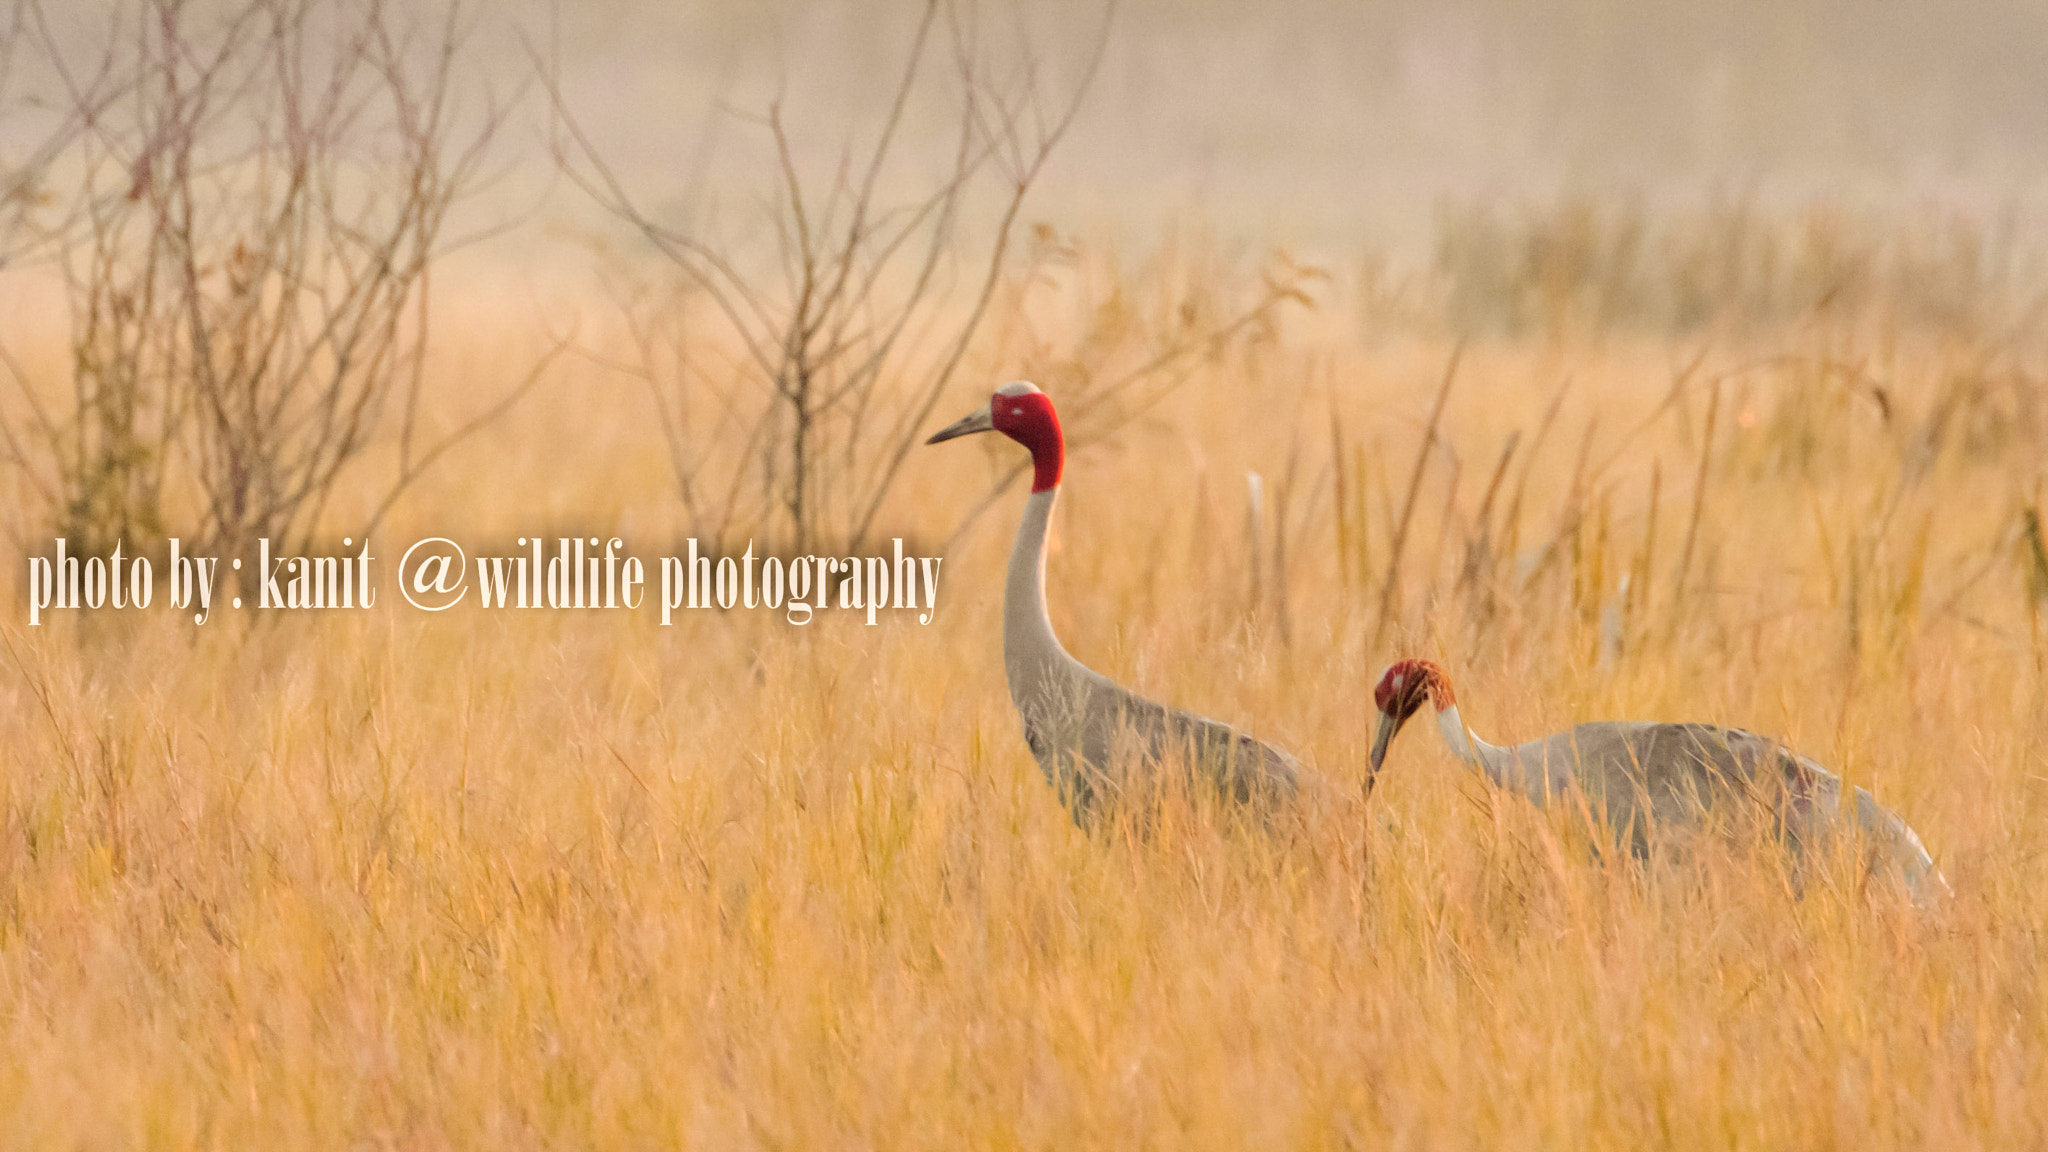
927, 381, 1304, 824
1366, 658, 1948, 901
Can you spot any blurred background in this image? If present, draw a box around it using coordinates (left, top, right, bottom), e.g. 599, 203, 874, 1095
528, 0, 2048, 257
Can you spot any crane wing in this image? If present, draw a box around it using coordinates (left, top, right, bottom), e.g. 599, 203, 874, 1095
1014, 669, 1302, 825
1495, 721, 1942, 898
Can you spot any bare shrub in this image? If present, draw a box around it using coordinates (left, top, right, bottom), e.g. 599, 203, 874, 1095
549, 1, 1118, 554
2, 0, 522, 560
551, 2, 1323, 556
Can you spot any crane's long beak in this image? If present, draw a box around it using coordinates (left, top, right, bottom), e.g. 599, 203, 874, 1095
1367, 709, 1403, 795
926, 403, 993, 444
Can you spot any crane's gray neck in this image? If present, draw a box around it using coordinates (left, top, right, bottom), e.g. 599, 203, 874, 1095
1004, 487, 1081, 700
1436, 704, 1511, 780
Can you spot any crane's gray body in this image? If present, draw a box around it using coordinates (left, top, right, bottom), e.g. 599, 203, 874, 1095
1004, 488, 1301, 824
1443, 707, 1945, 899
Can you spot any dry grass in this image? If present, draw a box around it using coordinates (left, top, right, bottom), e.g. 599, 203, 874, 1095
3, 230, 2047, 1149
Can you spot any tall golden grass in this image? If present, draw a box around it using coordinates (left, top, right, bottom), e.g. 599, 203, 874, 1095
2, 216, 2046, 1148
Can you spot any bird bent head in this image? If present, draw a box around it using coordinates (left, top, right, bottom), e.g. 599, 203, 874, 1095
1367, 658, 1455, 793
1374, 657, 1454, 721
926, 381, 1065, 492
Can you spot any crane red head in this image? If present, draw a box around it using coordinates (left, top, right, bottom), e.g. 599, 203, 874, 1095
926, 381, 1065, 492
1368, 658, 1456, 789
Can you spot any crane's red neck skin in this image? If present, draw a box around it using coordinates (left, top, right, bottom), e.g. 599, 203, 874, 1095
1374, 658, 1455, 721
990, 386, 1064, 492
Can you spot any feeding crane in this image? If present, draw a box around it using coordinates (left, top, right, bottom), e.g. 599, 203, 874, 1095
927, 381, 1304, 824
1367, 658, 1948, 901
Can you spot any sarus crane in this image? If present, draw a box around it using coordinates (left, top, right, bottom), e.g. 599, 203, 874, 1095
927, 381, 1304, 824
1367, 658, 1948, 901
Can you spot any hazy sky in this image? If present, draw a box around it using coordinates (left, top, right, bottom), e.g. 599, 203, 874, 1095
527, 0, 2048, 258
11, 0, 2047, 267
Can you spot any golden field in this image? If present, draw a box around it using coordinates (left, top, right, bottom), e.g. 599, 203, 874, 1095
3, 203, 2048, 1150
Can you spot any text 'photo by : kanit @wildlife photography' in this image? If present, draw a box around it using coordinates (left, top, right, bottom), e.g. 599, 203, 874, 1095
3, 0, 2048, 1148
22, 536, 947, 625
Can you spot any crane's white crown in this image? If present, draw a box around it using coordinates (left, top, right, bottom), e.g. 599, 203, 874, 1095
995, 380, 1042, 397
